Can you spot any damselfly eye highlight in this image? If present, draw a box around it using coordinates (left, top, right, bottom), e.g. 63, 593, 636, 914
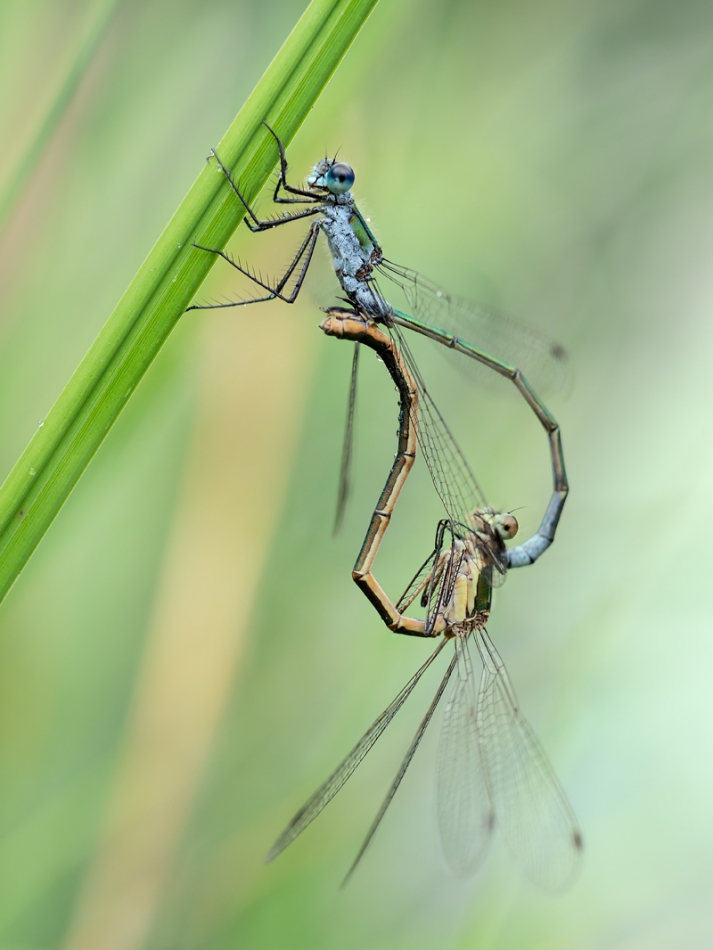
326, 162, 355, 194
494, 513, 519, 540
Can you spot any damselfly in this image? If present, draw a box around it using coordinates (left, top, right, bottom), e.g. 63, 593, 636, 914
267, 312, 582, 890
188, 128, 579, 886
188, 124, 568, 544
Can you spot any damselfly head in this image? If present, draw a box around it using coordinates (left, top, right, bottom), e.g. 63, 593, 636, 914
468, 507, 519, 542
493, 513, 519, 541
308, 158, 355, 195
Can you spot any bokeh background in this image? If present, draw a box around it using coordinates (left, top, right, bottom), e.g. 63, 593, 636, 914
1, 0, 712, 946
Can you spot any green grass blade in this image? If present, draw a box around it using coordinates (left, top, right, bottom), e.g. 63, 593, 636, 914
0, 0, 379, 604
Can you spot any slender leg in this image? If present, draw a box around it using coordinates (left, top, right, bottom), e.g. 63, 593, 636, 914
395, 520, 456, 636
189, 137, 324, 313
393, 519, 450, 613
187, 221, 320, 312
262, 121, 325, 203
210, 146, 323, 232
397, 556, 440, 613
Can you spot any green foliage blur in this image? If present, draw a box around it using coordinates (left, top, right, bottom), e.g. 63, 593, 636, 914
1, 0, 712, 947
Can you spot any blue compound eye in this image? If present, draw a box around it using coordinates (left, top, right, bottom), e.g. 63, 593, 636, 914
325, 162, 355, 194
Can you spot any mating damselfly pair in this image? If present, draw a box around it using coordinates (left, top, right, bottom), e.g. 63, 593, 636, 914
189, 124, 582, 891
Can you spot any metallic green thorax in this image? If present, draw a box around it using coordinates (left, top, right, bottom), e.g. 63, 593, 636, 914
350, 205, 380, 257
474, 568, 492, 616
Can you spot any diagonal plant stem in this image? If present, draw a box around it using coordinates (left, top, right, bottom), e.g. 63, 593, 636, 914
0, 0, 379, 604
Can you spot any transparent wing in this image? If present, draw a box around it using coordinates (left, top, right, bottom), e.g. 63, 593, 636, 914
378, 262, 569, 396
477, 554, 508, 591
342, 649, 458, 885
393, 328, 488, 518
474, 628, 583, 891
266, 638, 447, 862
390, 329, 507, 583
333, 342, 360, 533
436, 637, 493, 876
490, 568, 507, 589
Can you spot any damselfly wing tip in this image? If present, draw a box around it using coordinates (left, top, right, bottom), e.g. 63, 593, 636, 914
339, 862, 358, 889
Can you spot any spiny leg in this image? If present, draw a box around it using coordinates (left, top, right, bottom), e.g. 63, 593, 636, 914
397, 554, 440, 613
421, 523, 461, 633
395, 524, 460, 637
210, 145, 323, 231
397, 550, 452, 636
187, 220, 320, 312
394, 519, 451, 615
262, 121, 325, 204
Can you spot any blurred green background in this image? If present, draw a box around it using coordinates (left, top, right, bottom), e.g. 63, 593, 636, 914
1, 0, 712, 946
